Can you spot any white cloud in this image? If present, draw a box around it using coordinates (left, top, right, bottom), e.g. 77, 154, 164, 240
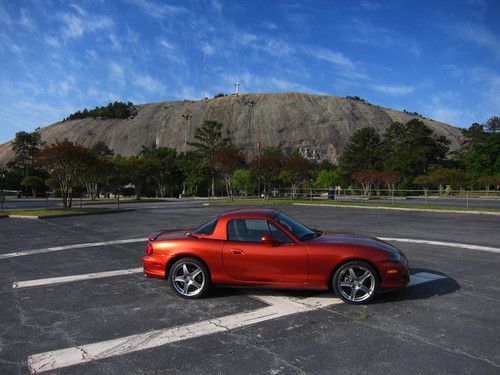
110, 62, 125, 80
134, 74, 165, 94
159, 39, 174, 49
61, 14, 84, 37
372, 84, 414, 95
305, 47, 354, 69
451, 23, 500, 59
109, 34, 121, 50
202, 42, 215, 56
262, 20, 278, 30
236, 33, 294, 57
69, 3, 85, 15
45, 36, 60, 47
129, 0, 187, 19
210, 0, 222, 13
19, 9, 36, 30
344, 19, 421, 56
60, 13, 113, 39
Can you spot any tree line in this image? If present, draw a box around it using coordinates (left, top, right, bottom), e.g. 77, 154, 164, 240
0, 116, 498, 207
63, 101, 135, 121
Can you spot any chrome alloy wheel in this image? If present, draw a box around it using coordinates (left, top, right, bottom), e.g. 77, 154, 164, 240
171, 262, 205, 297
338, 265, 375, 303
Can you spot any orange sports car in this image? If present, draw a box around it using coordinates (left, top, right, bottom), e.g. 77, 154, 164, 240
143, 209, 409, 304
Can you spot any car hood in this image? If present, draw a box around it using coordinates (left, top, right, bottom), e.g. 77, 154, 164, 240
307, 232, 403, 255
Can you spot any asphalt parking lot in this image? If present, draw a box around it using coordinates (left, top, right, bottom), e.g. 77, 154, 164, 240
0, 201, 499, 374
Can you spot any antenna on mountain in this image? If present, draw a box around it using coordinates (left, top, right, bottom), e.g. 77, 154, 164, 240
202, 50, 208, 99
234, 82, 240, 96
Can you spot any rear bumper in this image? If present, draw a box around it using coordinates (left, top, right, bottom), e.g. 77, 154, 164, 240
143, 255, 168, 279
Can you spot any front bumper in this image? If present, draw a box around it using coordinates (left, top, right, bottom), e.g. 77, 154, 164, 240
379, 260, 410, 289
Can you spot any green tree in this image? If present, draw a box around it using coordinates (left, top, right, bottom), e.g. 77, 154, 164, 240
315, 170, 340, 189
11, 131, 42, 176
461, 132, 500, 177
340, 127, 382, 175
249, 147, 283, 197
176, 151, 208, 196
35, 140, 94, 207
20, 176, 45, 197
211, 146, 246, 199
381, 119, 449, 181
188, 120, 231, 195
140, 146, 181, 197
232, 169, 254, 196
280, 152, 312, 196
91, 142, 114, 157
485, 116, 500, 133
117, 155, 156, 200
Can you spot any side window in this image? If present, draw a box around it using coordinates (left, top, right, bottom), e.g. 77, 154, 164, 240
268, 221, 293, 244
227, 219, 269, 243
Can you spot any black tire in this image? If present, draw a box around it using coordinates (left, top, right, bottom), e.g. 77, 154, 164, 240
168, 257, 211, 299
332, 261, 380, 304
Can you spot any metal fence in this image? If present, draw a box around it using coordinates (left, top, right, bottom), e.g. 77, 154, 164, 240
242, 187, 500, 210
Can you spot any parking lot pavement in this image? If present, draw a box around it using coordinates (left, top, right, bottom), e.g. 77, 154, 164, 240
0, 202, 499, 374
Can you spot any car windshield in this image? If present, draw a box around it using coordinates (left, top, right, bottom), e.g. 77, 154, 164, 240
274, 213, 318, 241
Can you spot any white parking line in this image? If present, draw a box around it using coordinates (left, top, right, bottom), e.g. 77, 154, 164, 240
27, 294, 342, 373
0, 238, 147, 260
12, 268, 143, 289
1, 235, 498, 261
379, 237, 500, 254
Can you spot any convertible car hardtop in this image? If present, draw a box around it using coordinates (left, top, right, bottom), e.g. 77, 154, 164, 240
143, 209, 409, 304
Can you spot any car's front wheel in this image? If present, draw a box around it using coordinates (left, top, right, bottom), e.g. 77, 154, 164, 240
169, 257, 211, 298
332, 261, 379, 304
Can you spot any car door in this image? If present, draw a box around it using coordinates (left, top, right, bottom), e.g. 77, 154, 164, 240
222, 218, 308, 285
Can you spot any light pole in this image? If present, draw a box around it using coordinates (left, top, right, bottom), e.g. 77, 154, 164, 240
0, 172, 5, 212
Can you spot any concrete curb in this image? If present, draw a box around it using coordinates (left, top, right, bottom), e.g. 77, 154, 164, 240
7, 209, 131, 220
292, 203, 500, 216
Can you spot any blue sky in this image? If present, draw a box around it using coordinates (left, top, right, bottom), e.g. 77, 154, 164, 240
1, 0, 499, 143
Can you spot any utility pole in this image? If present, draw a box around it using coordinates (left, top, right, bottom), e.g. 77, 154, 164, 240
181, 114, 192, 197
0, 172, 5, 212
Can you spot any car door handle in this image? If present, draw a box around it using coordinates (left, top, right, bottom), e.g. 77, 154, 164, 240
230, 249, 244, 255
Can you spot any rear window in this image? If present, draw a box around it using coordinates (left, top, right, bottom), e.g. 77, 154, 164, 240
193, 217, 218, 236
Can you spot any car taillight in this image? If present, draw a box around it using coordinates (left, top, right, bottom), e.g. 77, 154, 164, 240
146, 243, 153, 255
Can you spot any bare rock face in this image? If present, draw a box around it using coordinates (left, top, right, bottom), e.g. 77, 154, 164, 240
0, 92, 463, 166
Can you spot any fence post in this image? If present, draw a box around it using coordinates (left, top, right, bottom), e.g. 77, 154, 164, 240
466, 191, 469, 209
425, 190, 428, 206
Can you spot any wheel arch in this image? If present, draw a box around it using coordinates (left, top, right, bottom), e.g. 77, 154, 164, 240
328, 258, 382, 290
165, 254, 211, 281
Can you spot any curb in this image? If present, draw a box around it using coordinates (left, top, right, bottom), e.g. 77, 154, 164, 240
7, 209, 131, 220
292, 203, 500, 216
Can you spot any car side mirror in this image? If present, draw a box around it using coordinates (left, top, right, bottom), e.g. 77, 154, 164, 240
261, 234, 278, 246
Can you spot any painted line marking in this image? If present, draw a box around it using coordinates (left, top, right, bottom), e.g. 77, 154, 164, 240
27, 294, 342, 373
0, 238, 148, 260
408, 272, 448, 287
379, 237, 500, 254
12, 268, 143, 289
1, 235, 497, 262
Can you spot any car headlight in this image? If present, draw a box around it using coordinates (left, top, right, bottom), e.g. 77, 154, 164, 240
388, 252, 403, 263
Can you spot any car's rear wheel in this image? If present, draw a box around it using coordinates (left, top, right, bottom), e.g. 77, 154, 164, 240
332, 261, 379, 304
169, 257, 211, 299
